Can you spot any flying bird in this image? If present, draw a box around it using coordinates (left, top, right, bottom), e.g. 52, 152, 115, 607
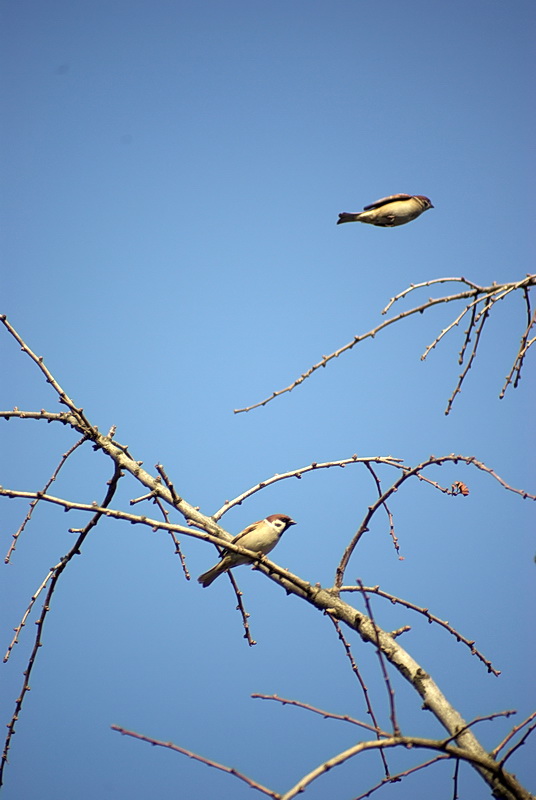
197, 514, 297, 587
337, 194, 433, 227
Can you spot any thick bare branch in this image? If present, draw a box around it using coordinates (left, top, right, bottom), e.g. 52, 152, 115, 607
279, 735, 532, 800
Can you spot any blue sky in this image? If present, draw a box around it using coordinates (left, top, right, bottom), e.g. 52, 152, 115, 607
1, 2, 535, 798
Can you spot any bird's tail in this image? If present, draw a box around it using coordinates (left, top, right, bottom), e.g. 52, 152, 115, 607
197, 565, 222, 587
337, 212, 361, 225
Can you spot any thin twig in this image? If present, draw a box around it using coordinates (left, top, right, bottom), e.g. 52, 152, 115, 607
444, 302, 490, 414
381, 277, 482, 314
441, 710, 517, 746
251, 693, 388, 735
1, 466, 123, 787
452, 757, 460, 800
499, 722, 536, 768
328, 616, 391, 777
352, 755, 449, 800
110, 725, 280, 798
492, 712, 536, 758
155, 462, 183, 505
4, 435, 88, 563
128, 470, 190, 577
0, 409, 74, 425
227, 569, 257, 646
339, 584, 500, 675
459, 302, 478, 366
358, 581, 399, 735
212, 456, 403, 521
0, 315, 93, 431
364, 462, 400, 557
421, 294, 483, 360
153, 495, 191, 579
4, 568, 55, 662
500, 301, 536, 398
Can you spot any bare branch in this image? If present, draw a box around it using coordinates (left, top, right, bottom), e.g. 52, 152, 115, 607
233, 276, 536, 414
0, 486, 312, 594
110, 725, 280, 798
1, 316, 94, 432
381, 277, 483, 314
155, 462, 183, 505
363, 462, 400, 557
335, 453, 535, 589
328, 616, 391, 776
110, 721, 532, 800
352, 754, 449, 800
250, 693, 388, 736
212, 455, 403, 521
4, 435, 88, 563
420, 294, 484, 360
227, 569, 257, 646
152, 493, 191, 580
499, 722, 536, 768
1, 466, 123, 786
358, 581, 399, 735
444, 298, 491, 414
279, 735, 532, 800
0, 488, 197, 535
4, 568, 56, 663
340, 584, 500, 675
492, 712, 536, 759
0, 409, 75, 425
441, 710, 518, 745
500, 287, 536, 397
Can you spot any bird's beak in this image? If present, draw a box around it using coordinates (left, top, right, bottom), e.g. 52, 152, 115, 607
288, 519, 297, 526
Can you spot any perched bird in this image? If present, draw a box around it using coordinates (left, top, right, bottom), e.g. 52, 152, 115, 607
337, 194, 433, 227
198, 514, 296, 587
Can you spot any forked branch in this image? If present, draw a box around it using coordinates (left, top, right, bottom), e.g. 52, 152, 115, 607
234, 276, 536, 414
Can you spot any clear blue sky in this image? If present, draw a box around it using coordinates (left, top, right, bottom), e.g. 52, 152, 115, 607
1, 2, 534, 798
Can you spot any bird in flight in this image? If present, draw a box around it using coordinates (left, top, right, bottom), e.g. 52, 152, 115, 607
337, 194, 433, 227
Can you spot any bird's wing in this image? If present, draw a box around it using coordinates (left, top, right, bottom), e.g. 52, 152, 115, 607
233, 521, 262, 544
363, 194, 412, 210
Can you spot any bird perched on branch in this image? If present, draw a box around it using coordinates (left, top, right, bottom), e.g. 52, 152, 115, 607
197, 514, 297, 587
337, 194, 433, 227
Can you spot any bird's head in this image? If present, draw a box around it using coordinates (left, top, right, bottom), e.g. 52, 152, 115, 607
265, 514, 297, 533
416, 195, 434, 210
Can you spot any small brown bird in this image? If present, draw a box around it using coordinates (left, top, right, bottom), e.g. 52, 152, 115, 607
197, 514, 297, 587
337, 194, 433, 227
